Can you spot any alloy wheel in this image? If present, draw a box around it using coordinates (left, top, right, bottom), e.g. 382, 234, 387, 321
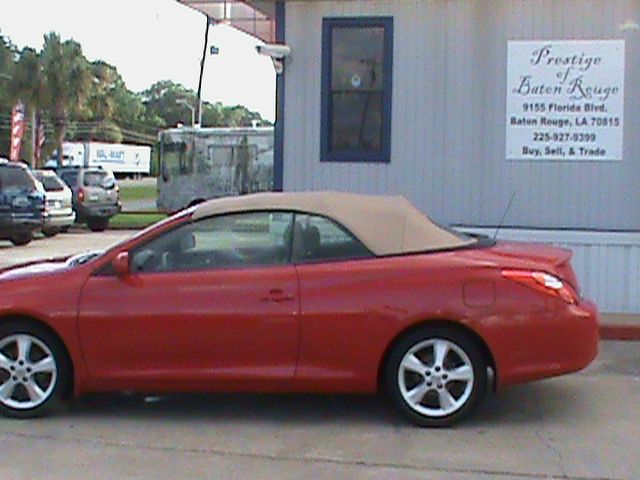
0, 334, 58, 411
397, 338, 474, 418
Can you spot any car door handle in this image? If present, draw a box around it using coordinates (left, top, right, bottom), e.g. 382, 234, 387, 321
261, 289, 295, 303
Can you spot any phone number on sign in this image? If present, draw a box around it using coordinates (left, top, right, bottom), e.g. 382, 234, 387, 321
532, 132, 596, 142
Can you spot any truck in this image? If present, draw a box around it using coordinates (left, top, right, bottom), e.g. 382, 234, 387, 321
157, 127, 274, 212
45, 142, 151, 177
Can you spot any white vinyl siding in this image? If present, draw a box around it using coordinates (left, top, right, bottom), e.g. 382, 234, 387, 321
283, 0, 640, 230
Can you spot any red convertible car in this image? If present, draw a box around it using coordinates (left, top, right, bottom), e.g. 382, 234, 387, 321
0, 192, 599, 426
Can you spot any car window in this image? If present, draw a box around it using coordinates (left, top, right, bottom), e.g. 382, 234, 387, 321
130, 211, 294, 273
83, 171, 114, 189
35, 173, 65, 192
291, 213, 373, 263
59, 171, 78, 187
0, 167, 36, 190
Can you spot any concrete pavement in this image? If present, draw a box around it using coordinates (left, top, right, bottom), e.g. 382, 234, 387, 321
0, 230, 135, 267
0, 341, 638, 479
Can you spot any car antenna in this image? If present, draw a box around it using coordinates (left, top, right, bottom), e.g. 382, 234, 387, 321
494, 191, 516, 241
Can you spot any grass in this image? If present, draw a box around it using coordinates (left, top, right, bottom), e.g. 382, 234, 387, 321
118, 183, 158, 202
109, 212, 167, 230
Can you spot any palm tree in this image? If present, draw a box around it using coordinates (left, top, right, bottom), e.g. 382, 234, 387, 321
0, 34, 14, 85
40, 33, 92, 167
82, 61, 121, 142
0, 33, 16, 153
5, 47, 48, 164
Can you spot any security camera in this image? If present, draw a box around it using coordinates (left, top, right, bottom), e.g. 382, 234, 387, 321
256, 44, 291, 74
255, 44, 291, 59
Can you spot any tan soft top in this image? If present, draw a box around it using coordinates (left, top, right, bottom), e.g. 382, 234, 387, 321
192, 191, 473, 255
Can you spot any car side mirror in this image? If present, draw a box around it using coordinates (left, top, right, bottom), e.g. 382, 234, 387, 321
113, 251, 130, 277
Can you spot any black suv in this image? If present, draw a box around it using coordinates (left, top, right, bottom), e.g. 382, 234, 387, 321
0, 160, 45, 245
58, 167, 121, 232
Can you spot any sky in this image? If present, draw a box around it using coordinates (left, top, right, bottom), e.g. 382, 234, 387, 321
0, 0, 276, 120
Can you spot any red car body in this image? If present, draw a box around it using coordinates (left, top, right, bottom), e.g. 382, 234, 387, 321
0, 211, 599, 401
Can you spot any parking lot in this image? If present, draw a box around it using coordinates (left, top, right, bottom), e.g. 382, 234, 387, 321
0, 232, 639, 479
0, 229, 135, 269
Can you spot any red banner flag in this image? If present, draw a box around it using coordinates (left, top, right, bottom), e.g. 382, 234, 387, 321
9, 102, 26, 162
34, 113, 46, 164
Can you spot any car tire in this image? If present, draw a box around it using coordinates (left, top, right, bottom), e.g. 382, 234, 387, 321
0, 322, 71, 418
384, 326, 487, 427
42, 228, 60, 238
60, 226, 70, 233
9, 232, 32, 246
87, 218, 109, 232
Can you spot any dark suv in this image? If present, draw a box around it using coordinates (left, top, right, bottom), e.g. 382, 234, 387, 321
58, 167, 121, 232
0, 160, 45, 245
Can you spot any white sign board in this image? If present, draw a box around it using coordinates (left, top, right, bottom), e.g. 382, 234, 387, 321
506, 40, 624, 161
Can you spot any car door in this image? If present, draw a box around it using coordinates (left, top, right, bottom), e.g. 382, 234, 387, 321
78, 211, 300, 388
290, 213, 398, 390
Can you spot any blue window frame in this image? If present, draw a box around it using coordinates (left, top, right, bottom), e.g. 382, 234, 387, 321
321, 16, 393, 163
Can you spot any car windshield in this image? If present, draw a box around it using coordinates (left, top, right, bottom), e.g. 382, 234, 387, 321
35, 173, 65, 192
84, 171, 115, 189
0, 167, 35, 190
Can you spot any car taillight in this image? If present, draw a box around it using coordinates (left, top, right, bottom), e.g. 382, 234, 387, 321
502, 270, 577, 304
78, 188, 85, 203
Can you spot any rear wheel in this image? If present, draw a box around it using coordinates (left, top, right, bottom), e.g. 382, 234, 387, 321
87, 218, 109, 232
0, 322, 70, 418
385, 326, 487, 427
10, 232, 32, 246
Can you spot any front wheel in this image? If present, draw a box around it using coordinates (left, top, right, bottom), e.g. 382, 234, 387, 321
385, 327, 487, 427
0, 323, 70, 418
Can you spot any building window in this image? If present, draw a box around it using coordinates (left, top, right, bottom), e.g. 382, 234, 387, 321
321, 16, 393, 163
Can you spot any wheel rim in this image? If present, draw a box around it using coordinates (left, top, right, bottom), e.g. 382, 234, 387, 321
398, 338, 474, 418
0, 334, 57, 410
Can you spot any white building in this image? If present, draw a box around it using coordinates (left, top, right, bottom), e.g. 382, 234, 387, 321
178, 0, 640, 314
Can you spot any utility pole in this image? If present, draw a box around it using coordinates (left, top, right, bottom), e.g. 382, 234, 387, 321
196, 14, 210, 128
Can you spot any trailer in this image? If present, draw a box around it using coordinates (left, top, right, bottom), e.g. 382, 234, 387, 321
46, 142, 151, 176
157, 127, 274, 212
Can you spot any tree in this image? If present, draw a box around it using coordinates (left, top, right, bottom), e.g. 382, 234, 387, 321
10, 48, 45, 108
5, 47, 49, 164
40, 33, 92, 166
142, 80, 270, 129
1, 30, 271, 163
0, 32, 15, 102
0, 32, 16, 154
141, 80, 197, 128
